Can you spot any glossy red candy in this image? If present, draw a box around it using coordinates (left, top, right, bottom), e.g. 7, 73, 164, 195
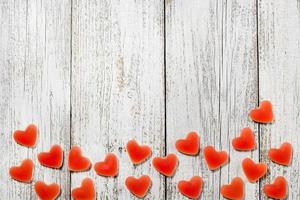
268, 142, 292, 166
221, 177, 244, 200
9, 159, 34, 183
38, 145, 63, 169
71, 178, 96, 200
175, 131, 200, 156
125, 175, 152, 198
203, 146, 229, 170
263, 176, 287, 200
126, 139, 152, 164
242, 158, 267, 183
152, 153, 178, 177
34, 181, 61, 200
13, 124, 38, 148
94, 153, 118, 177
249, 100, 273, 123
232, 127, 256, 151
178, 176, 203, 199
68, 146, 91, 172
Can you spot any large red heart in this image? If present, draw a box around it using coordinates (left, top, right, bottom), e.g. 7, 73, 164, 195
263, 176, 287, 199
178, 176, 203, 199
268, 142, 292, 166
152, 153, 178, 177
126, 139, 152, 164
203, 146, 229, 170
13, 124, 38, 148
68, 146, 91, 172
249, 100, 273, 123
38, 144, 63, 169
71, 178, 96, 200
175, 131, 200, 156
232, 127, 256, 151
221, 177, 244, 200
34, 181, 61, 200
9, 159, 34, 183
125, 175, 152, 198
94, 153, 118, 177
242, 158, 267, 182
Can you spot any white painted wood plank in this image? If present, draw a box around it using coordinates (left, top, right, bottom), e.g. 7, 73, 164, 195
71, 0, 165, 199
258, 0, 300, 199
0, 0, 71, 199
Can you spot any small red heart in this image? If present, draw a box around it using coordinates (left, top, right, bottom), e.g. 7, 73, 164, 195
94, 153, 118, 177
126, 139, 152, 164
38, 145, 63, 169
175, 131, 200, 156
125, 175, 152, 198
152, 153, 178, 177
221, 177, 244, 200
178, 176, 203, 199
71, 178, 96, 200
203, 146, 229, 170
9, 159, 34, 183
13, 124, 38, 148
268, 142, 292, 166
232, 127, 256, 151
242, 158, 267, 183
263, 176, 287, 199
34, 181, 61, 200
249, 100, 273, 123
68, 146, 91, 172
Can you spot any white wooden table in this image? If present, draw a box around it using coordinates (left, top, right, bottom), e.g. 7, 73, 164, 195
1, 0, 300, 199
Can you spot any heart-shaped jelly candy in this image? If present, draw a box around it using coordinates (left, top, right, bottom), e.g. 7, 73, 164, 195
203, 146, 229, 170
125, 175, 152, 198
13, 124, 38, 148
68, 146, 91, 172
34, 181, 61, 200
268, 142, 292, 166
249, 100, 273, 123
178, 176, 203, 199
263, 176, 287, 200
9, 159, 34, 183
126, 139, 152, 164
94, 153, 118, 177
242, 158, 267, 182
221, 177, 244, 200
38, 145, 63, 169
71, 178, 96, 200
232, 127, 256, 151
152, 153, 178, 177
175, 131, 200, 156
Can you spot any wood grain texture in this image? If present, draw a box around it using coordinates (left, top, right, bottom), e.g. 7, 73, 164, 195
71, 0, 165, 199
0, 0, 71, 199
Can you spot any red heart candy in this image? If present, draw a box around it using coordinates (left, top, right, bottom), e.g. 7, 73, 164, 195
94, 153, 118, 177
126, 139, 152, 164
242, 158, 267, 182
232, 127, 256, 151
203, 146, 229, 170
13, 124, 38, 148
38, 145, 63, 169
221, 177, 244, 200
72, 178, 96, 200
268, 142, 292, 166
178, 176, 203, 199
68, 146, 91, 172
152, 153, 178, 177
249, 100, 273, 123
125, 175, 152, 198
175, 131, 200, 156
34, 181, 61, 200
263, 176, 287, 199
9, 159, 34, 183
